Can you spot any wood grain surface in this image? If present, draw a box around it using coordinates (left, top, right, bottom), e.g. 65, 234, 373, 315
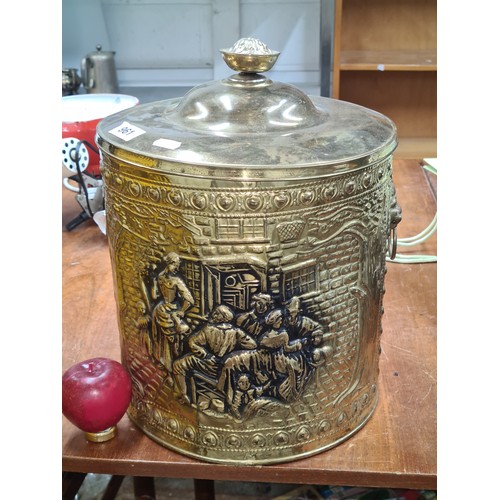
62, 159, 436, 490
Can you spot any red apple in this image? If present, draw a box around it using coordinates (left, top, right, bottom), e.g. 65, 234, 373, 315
62, 357, 132, 442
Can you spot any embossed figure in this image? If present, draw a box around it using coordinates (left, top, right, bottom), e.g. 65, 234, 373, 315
235, 293, 274, 338
286, 296, 323, 346
229, 373, 260, 418
217, 325, 275, 406
282, 296, 328, 396
136, 300, 153, 356
219, 308, 305, 408
228, 373, 279, 420
173, 305, 257, 405
151, 252, 194, 384
259, 308, 309, 402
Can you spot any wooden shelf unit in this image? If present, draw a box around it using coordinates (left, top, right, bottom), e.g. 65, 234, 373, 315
333, 0, 437, 160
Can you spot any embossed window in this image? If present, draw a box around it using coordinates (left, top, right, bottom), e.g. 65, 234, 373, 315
242, 218, 265, 239
216, 218, 266, 240
217, 219, 240, 239
181, 260, 202, 306
282, 261, 318, 300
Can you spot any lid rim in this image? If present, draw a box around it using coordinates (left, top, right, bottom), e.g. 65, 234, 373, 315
96, 133, 397, 175
96, 94, 397, 169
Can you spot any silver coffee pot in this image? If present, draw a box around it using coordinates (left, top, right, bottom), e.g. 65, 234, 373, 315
81, 44, 119, 94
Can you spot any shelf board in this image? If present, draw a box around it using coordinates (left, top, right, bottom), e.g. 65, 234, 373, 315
393, 137, 437, 160
340, 50, 437, 71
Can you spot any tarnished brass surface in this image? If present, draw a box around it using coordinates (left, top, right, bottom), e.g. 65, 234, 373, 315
85, 426, 116, 443
97, 38, 400, 464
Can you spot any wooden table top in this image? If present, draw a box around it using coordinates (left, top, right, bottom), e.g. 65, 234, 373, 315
62, 159, 437, 490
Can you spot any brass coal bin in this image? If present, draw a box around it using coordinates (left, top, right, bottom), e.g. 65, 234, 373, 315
96, 38, 401, 465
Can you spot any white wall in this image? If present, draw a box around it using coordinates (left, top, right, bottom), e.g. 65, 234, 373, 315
62, 0, 324, 102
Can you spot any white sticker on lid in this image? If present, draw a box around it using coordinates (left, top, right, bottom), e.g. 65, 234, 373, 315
153, 138, 182, 150
108, 121, 146, 141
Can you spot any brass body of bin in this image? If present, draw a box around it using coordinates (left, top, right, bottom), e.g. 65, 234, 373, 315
96, 38, 401, 465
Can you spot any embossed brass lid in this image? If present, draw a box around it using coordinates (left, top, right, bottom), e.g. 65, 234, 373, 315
96, 38, 397, 170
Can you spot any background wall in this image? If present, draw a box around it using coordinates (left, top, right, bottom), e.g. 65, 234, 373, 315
62, 0, 325, 102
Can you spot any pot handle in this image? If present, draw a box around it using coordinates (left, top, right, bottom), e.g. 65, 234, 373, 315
388, 226, 398, 260
80, 56, 94, 90
387, 185, 402, 260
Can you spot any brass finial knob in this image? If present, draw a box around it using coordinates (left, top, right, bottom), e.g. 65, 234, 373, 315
220, 38, 280, 73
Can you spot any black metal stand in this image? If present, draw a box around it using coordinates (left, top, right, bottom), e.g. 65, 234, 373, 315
66, 210, 91, 231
